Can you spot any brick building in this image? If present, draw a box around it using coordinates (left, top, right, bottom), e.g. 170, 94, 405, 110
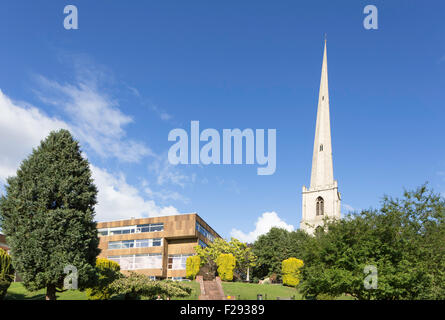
97, 213, 220, 280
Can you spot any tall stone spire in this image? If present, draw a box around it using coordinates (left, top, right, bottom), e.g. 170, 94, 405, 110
310, 39, 334, 188
300, 39, 341, 235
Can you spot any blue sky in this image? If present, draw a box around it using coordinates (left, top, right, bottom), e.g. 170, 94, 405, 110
0, 1, 444, 242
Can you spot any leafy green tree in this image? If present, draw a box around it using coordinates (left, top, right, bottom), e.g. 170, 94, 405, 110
252, 228, 309, 280
109, 272, 192, 300
0, 129, 100, 300
86, 258, 122, 300
194, 237, 256, 280
300, 184, 445, 300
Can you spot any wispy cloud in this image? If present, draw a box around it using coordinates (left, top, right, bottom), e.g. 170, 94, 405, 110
34, 59, 152, 163
141, 179, 189, 204
149, 156, 194, 188
342, 203, 356, 212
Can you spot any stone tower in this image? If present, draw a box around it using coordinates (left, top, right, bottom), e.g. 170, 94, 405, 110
300, 39, 341, 235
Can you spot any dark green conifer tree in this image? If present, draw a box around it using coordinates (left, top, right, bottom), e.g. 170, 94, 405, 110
0, 129, 99, 300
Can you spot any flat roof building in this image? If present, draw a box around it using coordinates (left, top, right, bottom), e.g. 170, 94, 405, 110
97, 213, 220, 280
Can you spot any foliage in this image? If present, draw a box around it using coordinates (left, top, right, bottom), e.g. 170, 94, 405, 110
0, 129, 100, 300
281, 258, 304, 287
86, 258, 122, 300
194, 237, 256, 280
109, 272, 192, 300
252, 228, 309, 280
0, 248, 14, 299
299, 184, 445, 300
216, 253, 236, 281
186, 255, 200, 280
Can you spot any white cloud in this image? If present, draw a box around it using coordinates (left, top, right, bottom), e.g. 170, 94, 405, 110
0, 90, 68, 182
34, 69, 152, 163
230, 211, 294, 243
91, 166, 181, 222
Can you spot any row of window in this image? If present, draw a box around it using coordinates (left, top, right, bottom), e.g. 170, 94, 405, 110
167, 277, 190, 281
196, 222, 215, 242
108, 253, 196, 271
108, 238, 162, 250
98, 223, 164, 236
108, 253, 163, 270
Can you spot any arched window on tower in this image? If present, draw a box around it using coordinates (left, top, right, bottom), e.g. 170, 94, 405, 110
316, 197, 324, 216
319, 144, 323, 152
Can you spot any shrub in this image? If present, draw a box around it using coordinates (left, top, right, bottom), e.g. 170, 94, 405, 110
282, 257, 304, 287
86, 258, 121, 300
316, 293, 338, 300
0, 248, 14, 300
216, 253, 236, 281
109, 272, 192, 300
186, 256, 200, 280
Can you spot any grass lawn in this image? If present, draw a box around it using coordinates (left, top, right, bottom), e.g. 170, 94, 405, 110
171, 281, 201, 300
5, 282, 87, 300
221, 282, 302, 300
5, 281, 353, 300
5, 281, 201, 300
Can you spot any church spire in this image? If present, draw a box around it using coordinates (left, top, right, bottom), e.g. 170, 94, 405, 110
300, 38, 341, 235
310, 39, 334, 188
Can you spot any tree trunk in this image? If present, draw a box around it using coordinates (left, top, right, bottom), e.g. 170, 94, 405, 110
247, 266, 250, 282
46, 284, 57, 300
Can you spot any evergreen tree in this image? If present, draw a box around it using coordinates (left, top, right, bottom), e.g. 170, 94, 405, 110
0, 129, 100, 300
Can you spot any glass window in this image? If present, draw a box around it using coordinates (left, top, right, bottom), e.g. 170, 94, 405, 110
136, 224, 150, 233
108, 241, 121, 250
135, 239, 149, 248
168, 254, 192, 270
98, 229, 108, 236
316, 197, 324, 216
199, 239, 207, 248
122, 240, 134, 248
196, 222, 215, 242
150, 223, 164, 232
